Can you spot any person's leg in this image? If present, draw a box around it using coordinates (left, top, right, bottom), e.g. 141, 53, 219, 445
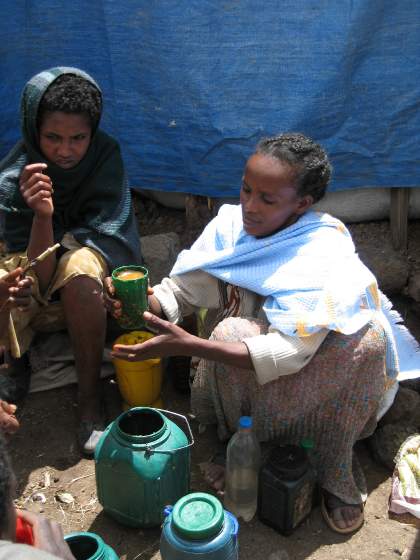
47, 244, 108, 454
311, 322, 386, 532
60, 275, 106, 422
192, 317, 387, 532
192, 317, 266, 492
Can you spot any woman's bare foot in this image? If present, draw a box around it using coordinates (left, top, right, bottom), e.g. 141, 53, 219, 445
322, 490, 364, 533
199, 452, 226, 494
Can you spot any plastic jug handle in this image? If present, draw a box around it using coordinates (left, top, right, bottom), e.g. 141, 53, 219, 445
163, 505, 173, 518
226, 511, 239, 544
154, 409, 195, 452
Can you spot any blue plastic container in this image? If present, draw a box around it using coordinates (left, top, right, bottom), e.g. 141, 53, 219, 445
160, 492, 239, 560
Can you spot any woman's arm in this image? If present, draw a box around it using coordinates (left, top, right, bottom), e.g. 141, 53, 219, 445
111, 312, 329, 377
243, 328, 329, 384
188, 335, 253, 369
27, 215, 55, 293
19, 164, 56, 294
111, 311, 254, 370
151, 271, 220, 323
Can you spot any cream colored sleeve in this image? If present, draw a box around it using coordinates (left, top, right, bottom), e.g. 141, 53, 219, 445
152, 270, 220, 324
243, 328, 329, 385
0, 541, 62, 560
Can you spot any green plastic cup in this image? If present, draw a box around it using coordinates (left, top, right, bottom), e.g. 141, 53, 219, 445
111, 265, 149, 330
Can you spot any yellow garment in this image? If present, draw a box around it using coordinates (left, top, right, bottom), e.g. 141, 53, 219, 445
0, 234, 108, 358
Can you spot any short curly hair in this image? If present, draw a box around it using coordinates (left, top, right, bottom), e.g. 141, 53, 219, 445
256, 133, 332, 203
37, 74, 102, 130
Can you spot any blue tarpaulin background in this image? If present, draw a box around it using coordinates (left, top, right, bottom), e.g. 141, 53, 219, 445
0, 1, 419, 197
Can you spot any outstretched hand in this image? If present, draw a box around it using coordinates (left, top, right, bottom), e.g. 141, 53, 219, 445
111, 311, 195, 361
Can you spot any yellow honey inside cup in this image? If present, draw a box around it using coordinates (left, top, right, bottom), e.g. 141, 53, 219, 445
116, 270, 145, 281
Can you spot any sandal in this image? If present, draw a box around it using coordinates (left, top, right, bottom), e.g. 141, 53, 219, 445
321, 491, 364, 534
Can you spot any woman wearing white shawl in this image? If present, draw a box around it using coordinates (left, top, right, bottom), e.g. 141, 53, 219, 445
109, 133, 395, 534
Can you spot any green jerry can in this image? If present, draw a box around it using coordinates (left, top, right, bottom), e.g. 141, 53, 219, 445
95, 407, 194, 528
64, 532, 119, 560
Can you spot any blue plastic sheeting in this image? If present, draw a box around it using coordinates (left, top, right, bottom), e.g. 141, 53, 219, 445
0, 2, 419, 197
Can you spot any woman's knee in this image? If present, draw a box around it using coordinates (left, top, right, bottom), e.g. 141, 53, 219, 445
357, 321, 387, 365
210, 316, 267, 343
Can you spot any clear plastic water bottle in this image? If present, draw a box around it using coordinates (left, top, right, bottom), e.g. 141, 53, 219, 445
224, 416, 261, 522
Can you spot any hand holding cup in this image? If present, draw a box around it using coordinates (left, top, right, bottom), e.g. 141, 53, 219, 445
110, 265, 150, 330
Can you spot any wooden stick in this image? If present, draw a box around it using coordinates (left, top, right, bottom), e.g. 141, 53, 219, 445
0, 243, 61, 314
390, 188, 410, 253
21, 243, 61, 273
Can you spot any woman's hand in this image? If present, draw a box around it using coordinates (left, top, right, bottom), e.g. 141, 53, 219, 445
103, 276, 154, 318
16, 510, 75, 560
111, 311, 194, 361
112, 311, 254, 369
0, 269, 33, 311
19, 163, 54, 218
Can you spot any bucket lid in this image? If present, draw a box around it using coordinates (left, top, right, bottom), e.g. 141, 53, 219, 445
172, 492, 224, 540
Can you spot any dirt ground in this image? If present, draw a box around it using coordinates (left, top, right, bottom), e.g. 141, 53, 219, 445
10, 197, 420, 560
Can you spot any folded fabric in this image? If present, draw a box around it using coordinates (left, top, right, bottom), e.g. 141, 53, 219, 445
29, 331, 114, 393
173, 204, 381, 337
389, 434, 420, 519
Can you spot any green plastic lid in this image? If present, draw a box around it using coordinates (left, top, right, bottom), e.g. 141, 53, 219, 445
172, 492, 224, 540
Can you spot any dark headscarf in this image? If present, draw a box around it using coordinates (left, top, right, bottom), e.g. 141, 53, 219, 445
0, 67, 141, 269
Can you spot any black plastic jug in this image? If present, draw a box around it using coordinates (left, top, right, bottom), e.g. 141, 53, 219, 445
258, 444, 316, 535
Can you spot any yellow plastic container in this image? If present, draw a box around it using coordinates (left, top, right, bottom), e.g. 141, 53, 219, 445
122, 396, 163, 411
112, 331, 163, 408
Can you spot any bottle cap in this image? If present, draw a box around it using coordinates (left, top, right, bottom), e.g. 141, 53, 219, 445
172, 492, 224, 540
300, 438, 314, 451
239, 416, 252, 429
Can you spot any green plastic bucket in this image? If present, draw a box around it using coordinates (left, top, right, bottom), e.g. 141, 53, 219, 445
95, 407, 194, 527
